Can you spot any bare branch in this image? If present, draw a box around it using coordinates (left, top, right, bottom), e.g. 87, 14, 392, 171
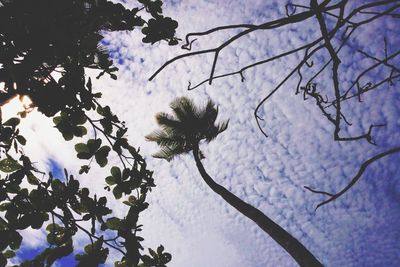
149, 0, 338, 81
306, 146, 400, 210
152, 0, 400, 207
304, 186, 334, 197
181, 24, 257, 51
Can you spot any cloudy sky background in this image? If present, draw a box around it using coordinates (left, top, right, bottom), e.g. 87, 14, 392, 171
3, 0, 400, 266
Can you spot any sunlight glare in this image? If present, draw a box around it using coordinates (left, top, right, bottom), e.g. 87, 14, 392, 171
1, 94, 34, 121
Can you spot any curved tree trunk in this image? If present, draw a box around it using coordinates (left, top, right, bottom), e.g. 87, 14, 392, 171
192, 144, 323, 267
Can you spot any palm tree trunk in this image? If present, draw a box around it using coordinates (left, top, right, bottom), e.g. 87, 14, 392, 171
192, 144, 323, 267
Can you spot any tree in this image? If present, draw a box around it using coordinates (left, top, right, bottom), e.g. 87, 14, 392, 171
146, 96, 323, 267
0, 0, 178, 266
149, 0, 400, 209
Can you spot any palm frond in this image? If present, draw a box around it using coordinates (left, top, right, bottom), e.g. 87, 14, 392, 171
96, 43, 109, 55
217, 120, 229, 134
170, 97, 199, 123
198, 99, 218, 123
155, 112, 186, 133
147, 96, 229, 160
152, 145, 189, 161
145, 129, 186, 147
204, 119, 229, 142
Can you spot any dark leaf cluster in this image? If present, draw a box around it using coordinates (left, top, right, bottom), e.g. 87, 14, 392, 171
0, 0, 177, 266
0, 0, 179, 115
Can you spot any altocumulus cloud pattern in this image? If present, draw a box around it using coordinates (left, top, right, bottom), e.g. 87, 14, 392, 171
12, 0, 400, 266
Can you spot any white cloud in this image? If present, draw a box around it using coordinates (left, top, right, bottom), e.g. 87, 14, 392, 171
10, 0, 400, 266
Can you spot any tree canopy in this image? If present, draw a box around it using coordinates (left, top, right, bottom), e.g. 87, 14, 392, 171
0, 0, 178, 266
146, 97, 229, 161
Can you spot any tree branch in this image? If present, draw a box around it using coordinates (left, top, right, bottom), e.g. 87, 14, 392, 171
305, 146, 400, 210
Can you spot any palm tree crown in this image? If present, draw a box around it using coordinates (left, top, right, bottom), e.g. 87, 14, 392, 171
145, 96, 228, 161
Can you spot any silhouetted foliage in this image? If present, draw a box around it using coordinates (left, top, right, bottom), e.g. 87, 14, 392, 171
146, 97, 228, 161
150, 0, 400, 209
0, 0, 178, 266
147, 97, 323, 267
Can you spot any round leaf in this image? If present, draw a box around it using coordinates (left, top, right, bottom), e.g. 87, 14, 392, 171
75, 143, 90, 153
105, 217, 121, 230
105, 176, 116, 185
112, 185, 122, 199
0, 158, 22, 173
111, 166, 121, 180
3, 117, 20, 127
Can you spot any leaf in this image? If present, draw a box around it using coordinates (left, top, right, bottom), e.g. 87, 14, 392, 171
51, 179, 65, 194
74, 126, 88, 137
111, 166, 121, 180
83, 243, 93, 255
3, 117, 20, 127
53, 116, 62, 125
157, 245, 164, 255
123, 195, 137, 206
0, 254, 6, 267
46, 223, 62, 232
110, 73, 117, 80
128, 195, 137, 204
0, 158, 22, 173
31, 212, 49, 229
95, 156, 108, 167
27, 172, 39, 185
6, 183, 20, 193
95, 146, 110, 167
105, 176, 116, 185
75, 143, 90, 153
114, 261, 128, 267
79, 165, 90, 174
148, 248, 156, 257
98, 196, 107, 206
18, 110, 27, 118
62, 131, 74, 141
96, 106, 104, 116
141, 255, 154, 265
16, 135, 26, 145
100, 118, 112, 134
161, 252, 172, 264
0, 202, 11, 211
9, 231, 22, 250
116, 128, 127, 138
46, 243, 73, 266
77, 152, 92, 160
3, 250, 15, 259
105, 217, 121, 230
87, 139, 102, 152
75, 113, 87, 125
122, 201, 133, 206
86, 77, 92, 90
112, 185, 122, 199
83, 214, 92, 221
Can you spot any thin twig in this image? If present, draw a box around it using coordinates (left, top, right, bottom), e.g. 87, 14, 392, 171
305, 146, 400, 210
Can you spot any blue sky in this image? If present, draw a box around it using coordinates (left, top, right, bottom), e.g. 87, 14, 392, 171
5, 0, 400, 266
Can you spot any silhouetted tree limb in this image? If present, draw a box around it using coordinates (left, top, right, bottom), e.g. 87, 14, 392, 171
193, 143, 323, 267
149, 0, 337, 81
150, 0, 400, 208
305, 146, 400, 210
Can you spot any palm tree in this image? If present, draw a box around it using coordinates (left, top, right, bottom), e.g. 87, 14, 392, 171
146, 97, 323, 267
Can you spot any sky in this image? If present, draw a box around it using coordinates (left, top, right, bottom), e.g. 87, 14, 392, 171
2, 0, 400, 266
